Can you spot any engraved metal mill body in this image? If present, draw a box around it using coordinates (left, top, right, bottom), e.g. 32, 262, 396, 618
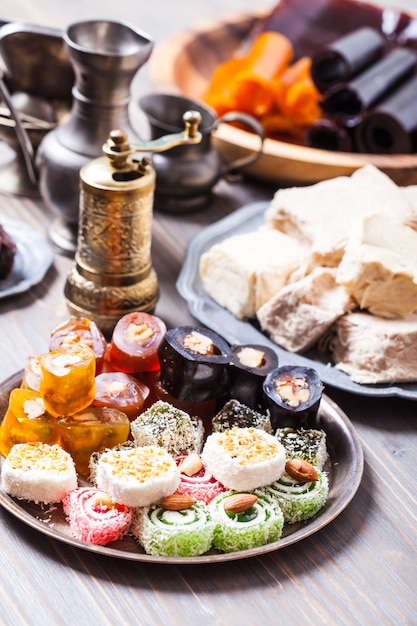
64, 111, 202, 336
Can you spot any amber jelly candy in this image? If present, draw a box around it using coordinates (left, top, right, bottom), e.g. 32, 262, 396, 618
56, 405, 130, 475
0, 388, 58, 457
39, 344, 96, 418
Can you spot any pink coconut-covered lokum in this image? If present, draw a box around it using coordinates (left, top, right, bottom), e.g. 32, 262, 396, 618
63, 487, 133, 545
175, 452, 226, 505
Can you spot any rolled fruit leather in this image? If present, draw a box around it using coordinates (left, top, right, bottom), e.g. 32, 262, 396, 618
311, 26, 385, 93
320, 47, 417, 127
255, 0, 399, 60
355, 72, 417, 154
108, 312, 167, 374
305, 117, 354, 151
93, 372, 150, 421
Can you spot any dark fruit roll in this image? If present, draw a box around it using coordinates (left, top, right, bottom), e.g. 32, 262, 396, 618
320, 47, 417, 127
305, 118, 354, 152
157, 326, 231, 403
263, 365, 324, 431
355, 72, 417, 154
311, 26, 385, 93
228, 343, 278, 411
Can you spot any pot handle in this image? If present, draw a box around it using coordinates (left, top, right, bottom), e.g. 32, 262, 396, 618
0, 73, 38, 185
214, 110, 265, 180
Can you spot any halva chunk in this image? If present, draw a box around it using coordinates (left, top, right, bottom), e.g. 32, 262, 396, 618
330, 311, 417, 384
257, 267, 354, 352
265, 164, 414, 268
199, 228, 307, 319
336, 213, 417, 319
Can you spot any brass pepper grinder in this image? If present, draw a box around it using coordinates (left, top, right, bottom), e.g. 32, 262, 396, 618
64, 110, 202, 336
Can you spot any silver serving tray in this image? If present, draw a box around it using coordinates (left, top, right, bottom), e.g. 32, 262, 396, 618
177, 201, 417, 400
0, 370, 363, 564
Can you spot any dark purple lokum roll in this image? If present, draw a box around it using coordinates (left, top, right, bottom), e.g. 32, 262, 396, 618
157, 326, 231, 402
228, 343, 278, 411
263, 365, 324, 431
355, 72, 417, 154
311, 26, 385, 93
320, 47, 417, 126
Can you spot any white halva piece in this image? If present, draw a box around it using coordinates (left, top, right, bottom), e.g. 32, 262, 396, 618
257, 267, 354, 352
336, 213, 417, 319
199, 227, 307, 319
330, 311, 417, 384
264, 164, 415, 268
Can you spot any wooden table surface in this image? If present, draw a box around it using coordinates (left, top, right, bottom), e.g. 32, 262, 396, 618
0, 1, 416, 625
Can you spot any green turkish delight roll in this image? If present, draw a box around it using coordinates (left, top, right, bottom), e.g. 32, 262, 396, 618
275, 427, 328, 470
210, 490, 284, 553
263, 469, 329, 524
212, 399, 272, 434
133, 501, 214, 557
130, 400, 204, 455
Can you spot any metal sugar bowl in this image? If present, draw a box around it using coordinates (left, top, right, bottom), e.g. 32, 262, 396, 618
64, 112, 202, 336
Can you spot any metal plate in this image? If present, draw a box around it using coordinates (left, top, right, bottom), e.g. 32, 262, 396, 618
0, 370, 363, 563
0, 217, 54, 298
177, 201, 417, 400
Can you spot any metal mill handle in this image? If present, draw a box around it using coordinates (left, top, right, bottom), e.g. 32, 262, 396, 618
102, 110, 203, 168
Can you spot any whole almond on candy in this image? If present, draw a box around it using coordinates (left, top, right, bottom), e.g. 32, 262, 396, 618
223, 493, 258, 513
159, 493, 196, 511
285, 458, 319, 482
178, 452, 203, 476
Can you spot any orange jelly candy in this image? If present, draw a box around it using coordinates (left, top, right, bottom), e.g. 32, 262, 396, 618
56, 406, 130, 475
93, 372, 150, 421
39, 344, 96, 418
0, 388, 58, 456
49, 316, 108, 375
109, 312, 166, 374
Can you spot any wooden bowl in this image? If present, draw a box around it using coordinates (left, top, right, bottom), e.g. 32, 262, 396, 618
149, 11, 417, 186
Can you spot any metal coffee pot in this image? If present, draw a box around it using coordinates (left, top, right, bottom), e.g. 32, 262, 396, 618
139, 93, 265, 212
38, 19, 154, 255
2, 19, 154, 256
